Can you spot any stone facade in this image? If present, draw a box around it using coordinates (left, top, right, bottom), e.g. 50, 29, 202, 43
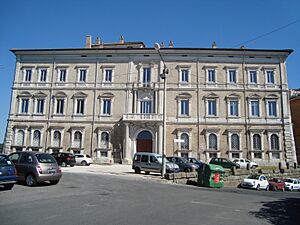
3, 37, 297, 165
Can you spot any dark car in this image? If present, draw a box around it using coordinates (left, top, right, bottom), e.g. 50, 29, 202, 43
188, 157, 204, 167
268, 178, 285, 191
51, 152, 76, 167
166, 156, 199, 172
0, 154, 17, 190
8, 151, 62, 186
209, 157, 240, 169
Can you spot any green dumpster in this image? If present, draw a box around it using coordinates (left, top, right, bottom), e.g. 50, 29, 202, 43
197, 164, 225, 188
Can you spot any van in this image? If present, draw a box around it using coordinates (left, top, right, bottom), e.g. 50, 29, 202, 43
132, 152, 179, 175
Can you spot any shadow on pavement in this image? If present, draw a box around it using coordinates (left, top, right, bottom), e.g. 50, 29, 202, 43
250, 198, 300, 225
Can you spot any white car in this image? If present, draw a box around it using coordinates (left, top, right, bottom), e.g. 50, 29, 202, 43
74, 154, 93, 166
233, 158, 258, 169
284, 178, 300, 191
240, 174, 269, 190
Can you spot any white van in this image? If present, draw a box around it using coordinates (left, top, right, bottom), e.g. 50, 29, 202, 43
132, 152, 179, 175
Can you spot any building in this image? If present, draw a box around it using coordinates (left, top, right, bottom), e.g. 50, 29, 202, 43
3, 36, 297, 165
290, 95, 300, 163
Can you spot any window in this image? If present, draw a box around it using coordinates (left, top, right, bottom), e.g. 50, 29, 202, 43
79, 69, 87, 82
40, 69, 47, 82
209, 134, 217, 150
32, 130, 41, 146
25, 69, 32, 82
253, 134, 261, 150
270, 134, 279, 150
229, 100, 239, 116
101, 132, 109, 148
231, 134, 240, 150
105, 69, 112, 82
267, 101, 277, 117
16, 130, 25, 146
208, 69, 216, 83
143, 68, 151, 86
59, 69, 67, 82
250, 100, 260, 117
20, 99, 29, 113
181, 69, 189, 83
140, 101, 152, 114
180, 133, 189, 150
249, 71, 257, 83
208, 100, 217, 116
74, 131, 82, 148
36, 99, 45, 114
228, 70, 237, 83
180, 100, 189, 116
266, 71, 274, 84
56, 99, 64, 114
53, 131, 61, 147
102, 99, 111, 115
76, 99, 85, 114
141, 155, 148, 163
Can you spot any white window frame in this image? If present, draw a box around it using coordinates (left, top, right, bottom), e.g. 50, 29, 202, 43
207, 99, 217, 117
227, 97, 240, 117
76, 66, 89, 83
30, 129, 43, 147
55, 98, 65, 115
207, 69, 216, 83
22, 68, 34, 82
71, 129, 85, 149
248, 70, 258, 84
179, 68, 190, 84
38, 68, 49, 82
264, 69, 276, 85
14, 128, 26, 147
75, 98, 85, 115
51, 129, 64, 148
19, 98, 30, 114
248, 99, 261, 118
102, 99, 112, 116
227, 131, 242, 160
249, 130, 265, 160
180, 99, 190, 116
266, 99, 278, 118
226, 68, 238, 84
56, 67, 68, 82
266, 131, 282, 160
35, 98, 45, 114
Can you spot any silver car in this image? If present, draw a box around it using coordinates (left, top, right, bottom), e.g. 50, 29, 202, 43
8, 151, 62, 186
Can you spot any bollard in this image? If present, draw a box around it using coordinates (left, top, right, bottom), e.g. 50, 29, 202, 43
246, 163, 250, 170
286, 162, 290, 170
231, 166, 236, 175
278, 162, 282, 170
294, 162, 297, 169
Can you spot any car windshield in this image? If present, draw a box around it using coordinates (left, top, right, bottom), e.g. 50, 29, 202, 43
284, 179, 294, 183
181, 158, 188, 163
247, 174, 260, 180
36, 154, 56, 163
156, 156, 169, 163
0, 155, 13, 166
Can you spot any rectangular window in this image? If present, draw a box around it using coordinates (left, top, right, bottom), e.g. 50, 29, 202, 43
180, 100, 189, 116
105, 69, 112, 82
140, 101, 152, 114
143, 68, 151, 86
40, 69, 47, 82
56, 99, 64, 114
102, 99, 111, 115
79, 69, 86, 82
267, 71, 274, 84
208, 100, 217, 116
268, 101, 277, 117
59, 69, 66, 82
21, 99, 29, 113
229, 100, 239, 116
208, 70, 215, 82
250, 100, 260, 117
36, 99, 44, 114
228, 70, 236, 83
249, 71, 257, 83
25, 69, 32, 82
181, 69, 189, 83
76, 99, 84, 114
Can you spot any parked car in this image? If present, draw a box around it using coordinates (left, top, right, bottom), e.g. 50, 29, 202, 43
8, 151, 62, 186
232, 158, 258, 169
51, 152, 76, 167
268, 178, 285, 191
132, 152, 180, 174
240, 174, 269, 190
0, 154, 17, 190
209, 157, 240, 169
75, 154, 93, 166
166, 156, 199, 172
188, 157, 204, 167
284, 178, 300, 191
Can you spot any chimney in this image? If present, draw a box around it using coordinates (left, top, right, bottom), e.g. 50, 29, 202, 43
95, 37, 101, 45
168, 40, 174, 48
120, 35, 125, 44
160, 42, 165, 48
85, 35, 92, 48
212, 41, 217, 48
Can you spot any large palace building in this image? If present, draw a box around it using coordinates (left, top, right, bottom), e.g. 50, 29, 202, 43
3, 36, 297, 165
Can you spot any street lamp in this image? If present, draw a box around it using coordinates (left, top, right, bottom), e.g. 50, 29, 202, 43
154, 43, 168, 178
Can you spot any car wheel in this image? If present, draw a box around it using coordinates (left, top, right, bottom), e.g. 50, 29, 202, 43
3, 184, 14, 190
61, 162, 67, 167
50, 180, 60, 185
256, 184, 260, 191
273, 186, 277, 191
291, 186, 293, 191
145, 171, 150, 175
265, 185, 269, 191
81, 161, 87, 166
26, 174, 37, 187
251, 165, 256, 169
70, 164, 75, 167
185, 168, 191, 172
134, 167, 141, 174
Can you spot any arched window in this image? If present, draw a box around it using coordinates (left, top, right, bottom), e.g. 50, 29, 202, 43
101, 132, 109, 148
231, 134, 240, 150
271, 134, 279, 150
253, 134, 261, 150
74, 131, 82, 148
180, 133, 189, 150
33, 130, 41, 146
16, 130, 25, 146
53, 131, 61, 147
209, 134, 217, 150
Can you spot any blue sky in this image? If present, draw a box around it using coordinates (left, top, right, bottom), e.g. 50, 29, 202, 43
0, 0, 299, 142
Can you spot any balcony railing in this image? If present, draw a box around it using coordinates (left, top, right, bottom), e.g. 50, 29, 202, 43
122, 113, 163, 122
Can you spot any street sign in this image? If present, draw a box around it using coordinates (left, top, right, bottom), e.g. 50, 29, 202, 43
174, 139, 184, 143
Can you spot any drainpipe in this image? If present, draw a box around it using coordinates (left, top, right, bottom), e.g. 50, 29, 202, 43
90, 58, 98, 158
196, 60, 201, 159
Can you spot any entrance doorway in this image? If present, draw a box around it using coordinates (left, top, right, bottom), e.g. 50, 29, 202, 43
136, 131, 152, 153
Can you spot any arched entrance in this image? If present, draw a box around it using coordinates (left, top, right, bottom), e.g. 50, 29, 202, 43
136, 131, 153, 153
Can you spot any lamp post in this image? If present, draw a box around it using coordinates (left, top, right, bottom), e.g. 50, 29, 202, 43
154, 43, 168, 178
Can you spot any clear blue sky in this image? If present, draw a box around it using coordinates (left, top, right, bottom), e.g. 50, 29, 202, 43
0, 0, 299, 142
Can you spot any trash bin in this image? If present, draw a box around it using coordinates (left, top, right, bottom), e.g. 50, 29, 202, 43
198, 164, 225, 188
